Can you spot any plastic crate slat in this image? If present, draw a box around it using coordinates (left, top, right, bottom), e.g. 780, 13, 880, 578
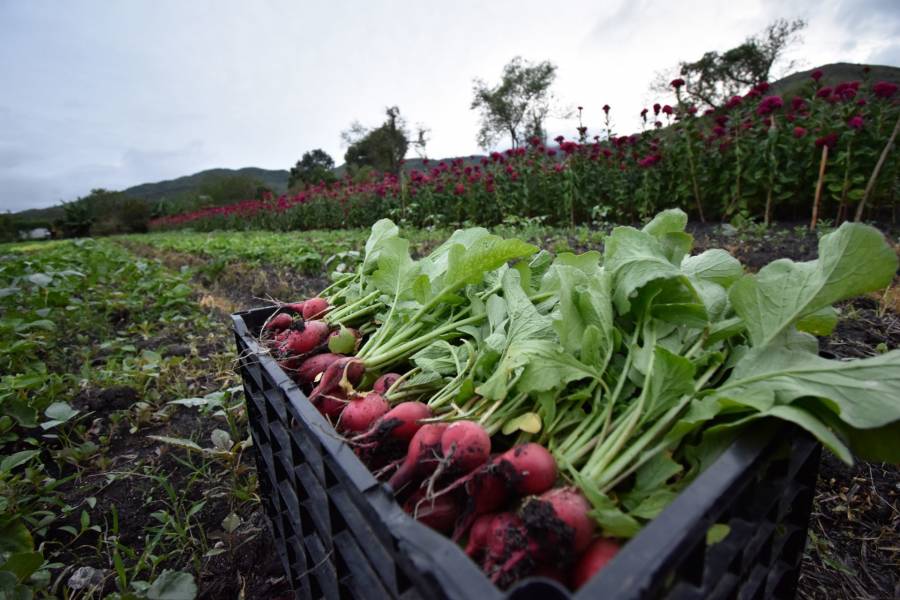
284, 535, 312, 599
333, 530, 397, 599
294, 465, 334, 545
736, 563, 769, 600
303, 532, 341, 600
328, 484, 400, 591
706, 572, 741, 600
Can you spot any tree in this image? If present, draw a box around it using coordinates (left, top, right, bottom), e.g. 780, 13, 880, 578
195, 174, 266, 206
57, 198, 93, 238
288, 149, 336, 189
342, 107, 410, 175
471, 57, 560, 150
650, 19, 807, 108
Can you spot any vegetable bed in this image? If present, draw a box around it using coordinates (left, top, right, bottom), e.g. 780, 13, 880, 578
232, 210, 900, 598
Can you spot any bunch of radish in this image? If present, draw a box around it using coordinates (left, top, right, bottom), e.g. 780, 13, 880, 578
264, 299, 621, 590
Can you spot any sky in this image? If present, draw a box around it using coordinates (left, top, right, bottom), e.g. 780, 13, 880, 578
1, 0, 898, 213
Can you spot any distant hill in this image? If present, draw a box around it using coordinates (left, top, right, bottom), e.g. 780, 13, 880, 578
121, 166, 289, 201
769, 62, 900, 97
12, 167, 290, 224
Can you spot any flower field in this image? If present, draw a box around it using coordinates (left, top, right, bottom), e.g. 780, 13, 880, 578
151, 72, 899, 232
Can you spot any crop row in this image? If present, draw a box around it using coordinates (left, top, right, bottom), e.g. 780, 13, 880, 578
0, 239, 241, 596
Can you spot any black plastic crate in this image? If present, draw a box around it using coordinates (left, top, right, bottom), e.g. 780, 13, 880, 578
233, 305, 821, 600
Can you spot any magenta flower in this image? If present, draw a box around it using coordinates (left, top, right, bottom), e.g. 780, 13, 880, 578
793, 126, 806, 138
816, 87, 833, 99
661, 104, 673, 115
653, 103, 661, 115
873, 81, 898, 98
560, 141, 579, 155
637, 154, 662, 168
602, 104, 611, 114
848, 115, 864, 129
670, 78, 685, 89
815, 133, 838, 149
725, 96, 742, 109
791, 97, 807, 111
811, 69, 823, 81
755, 95, 784, 116
453, 183, 466, 196
835, 82, 858, 101
554, 135, 565, 144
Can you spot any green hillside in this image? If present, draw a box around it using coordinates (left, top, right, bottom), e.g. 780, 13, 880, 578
769, 62, 900, 97
122, 166, 289, 201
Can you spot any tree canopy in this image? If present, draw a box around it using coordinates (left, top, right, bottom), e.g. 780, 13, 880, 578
651, 19, 807, 108
342, 107, 409, 174
471, 57, 559, 150
288, 149, 336, 189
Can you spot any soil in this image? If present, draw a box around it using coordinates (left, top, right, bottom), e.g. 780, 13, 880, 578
113, 226, 900, 599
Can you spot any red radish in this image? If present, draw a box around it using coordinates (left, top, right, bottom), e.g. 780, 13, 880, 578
302, 297, 330, 319
279, 355, 302, 373
358, 401, 431, 443
572, 538, 620, 589
482, 512, 539, 587
372, 372, 402, 395
317, 389, 349, 419
340, 392, 390, 433
281, 320, 329, 355
387, 423, 448, 491
403, 489, 461, 534
285, 301, 306, 313
522, 487, 596, 554
464, 513, 496, 559
448, 443, 556, 541
308, 357, 364, 403
264, 313, 293, 331
295, 353, 343, 386
440, 421, 491, 474
270, 329, 291, 350
498, 443, 557, 495
451, 461, 509, 539
484, 512, 529, 564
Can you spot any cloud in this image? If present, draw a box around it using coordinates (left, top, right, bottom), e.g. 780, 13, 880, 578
0, 141, 209, 212
1, 0, 898, 213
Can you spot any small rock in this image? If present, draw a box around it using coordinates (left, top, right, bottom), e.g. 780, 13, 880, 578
720, 224, 738, 237
68, 566, 106, 590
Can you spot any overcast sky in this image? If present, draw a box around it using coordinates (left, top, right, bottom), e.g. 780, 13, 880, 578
1, 0, 898, 212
